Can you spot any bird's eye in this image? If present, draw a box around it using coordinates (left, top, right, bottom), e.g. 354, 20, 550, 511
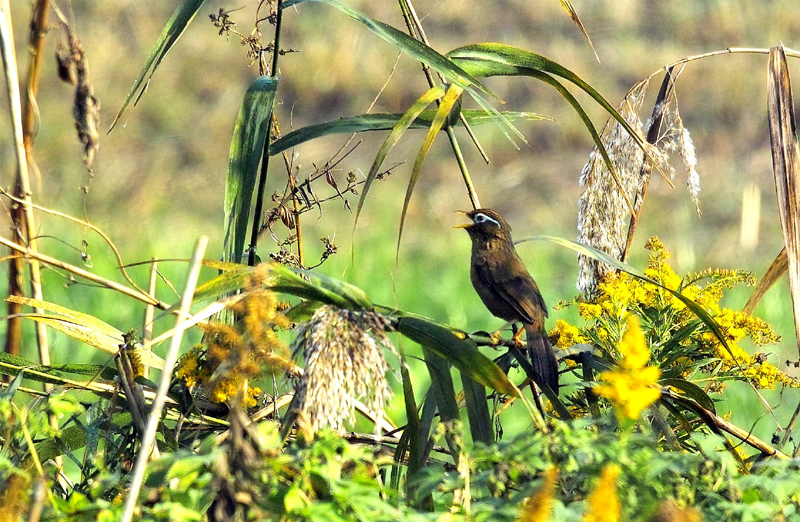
473, 213, 499, 226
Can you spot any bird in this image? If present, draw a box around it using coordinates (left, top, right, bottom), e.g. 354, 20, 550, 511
456, 208, 559, 392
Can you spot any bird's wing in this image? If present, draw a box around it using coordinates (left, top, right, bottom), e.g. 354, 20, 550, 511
475, 261, 548, 324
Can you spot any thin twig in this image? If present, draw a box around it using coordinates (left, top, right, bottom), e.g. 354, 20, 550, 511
663, 389, 789, 459
0, 187, 148, 293
0, 235, 169, 309
142, 259, 158, 379
398, 0, 482, 209
121, 236, 208, 522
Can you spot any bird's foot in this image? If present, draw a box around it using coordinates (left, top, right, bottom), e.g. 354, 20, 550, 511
490, 330, 505, 346
512, 325, 525, 348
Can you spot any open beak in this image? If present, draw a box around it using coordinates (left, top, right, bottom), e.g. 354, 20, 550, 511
453, 210, 472, 228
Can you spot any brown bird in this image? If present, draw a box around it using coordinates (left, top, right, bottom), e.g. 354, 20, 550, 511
456, 208, 558, 392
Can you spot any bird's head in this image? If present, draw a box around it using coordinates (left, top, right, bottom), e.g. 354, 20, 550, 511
455, 208, 512, 241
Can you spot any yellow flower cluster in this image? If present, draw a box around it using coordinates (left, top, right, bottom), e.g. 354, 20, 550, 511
595, 316, 661, 420
549, 319, 588, 349
583, 464, 621, 522
174, 282, 291, 408
558, 237, 795, 393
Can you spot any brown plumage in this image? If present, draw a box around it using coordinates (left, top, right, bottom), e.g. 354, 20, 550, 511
456, 208, 559, 392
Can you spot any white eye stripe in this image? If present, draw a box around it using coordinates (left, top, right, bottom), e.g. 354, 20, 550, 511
473, 213, 500, 227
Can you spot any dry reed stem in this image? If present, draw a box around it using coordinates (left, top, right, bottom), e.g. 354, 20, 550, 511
121, 236, 208, 522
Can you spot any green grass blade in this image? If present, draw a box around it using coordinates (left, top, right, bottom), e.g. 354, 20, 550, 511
282, 0, 525, 145
268, 110, 551, 157
109, 0, 207, 132
193, 262, 371, 310
223, 76, 280, 265
448, 43, 660, 176
397, 84, 464, 259
461, 373, 493, 445
356, 85, 445, 227
393, 312, 519, 397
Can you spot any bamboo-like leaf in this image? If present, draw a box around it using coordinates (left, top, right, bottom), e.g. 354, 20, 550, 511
422, 349, 462, 458
397, 84, 464, 257
461, 373, 493, 445
223, 76, 280, 265
7, 296, 164, 369
393, 312, 519, 397
448, 44, 664, 188
767, 45, 800, 356
356, 85, 445, 226
282, 0, 525, 145
660, 377, 716, 413
109, 0, 207, 131
268, 110, 551, 157
193, 261, 371, 310
744, 248, 788, 314
516, 235, 734, 357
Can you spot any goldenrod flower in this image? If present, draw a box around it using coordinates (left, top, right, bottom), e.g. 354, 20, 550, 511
517, 467, 557, 522
596, 316, 661, 420
584, 464, 621, 522
550, 319, 588, 349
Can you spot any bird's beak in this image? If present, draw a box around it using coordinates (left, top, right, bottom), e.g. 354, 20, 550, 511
453, 210, 472, 228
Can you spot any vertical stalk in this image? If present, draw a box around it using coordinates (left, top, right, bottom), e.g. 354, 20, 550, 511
1, 0, 51, 368
397, 0, 482, 209
5, 0, 49, 358
141, 259, 158, 380
248, 0, 284, 266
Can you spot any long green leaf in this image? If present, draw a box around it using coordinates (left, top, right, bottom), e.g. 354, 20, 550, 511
448, 44, 666, 192
461, 373, 493, 445
447, 44, 650, 211
223, 76, 280, 265
447, 43, 649, 153
397, 84, 464, 258
356, 85, 445, 227
193, 262, 371, 310
8, 296, 164, 369
109, 0, 207, 131
282, 0, 524, 145
393, 313, 519, 397
268, 110, 551, 157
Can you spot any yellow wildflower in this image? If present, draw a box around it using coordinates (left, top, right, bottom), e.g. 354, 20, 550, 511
176, 347, 202, 388
584, 464, 621, 522
517, 467, 557, 522
549, 319, 587, 349
578, 302, 603, 320
596, 316, 661, 420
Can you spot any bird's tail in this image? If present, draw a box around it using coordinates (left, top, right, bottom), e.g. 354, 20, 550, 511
524, 323, 559, 393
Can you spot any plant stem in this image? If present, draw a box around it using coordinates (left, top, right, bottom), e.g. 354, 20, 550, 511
398, 0, 482, 209
248, 0, 284, 266
5, 0, 48, 359
121, 237, 207, 522
1, 0, 50, 371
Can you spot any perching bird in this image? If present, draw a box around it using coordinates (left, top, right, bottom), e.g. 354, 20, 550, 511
456, 208, 558, 392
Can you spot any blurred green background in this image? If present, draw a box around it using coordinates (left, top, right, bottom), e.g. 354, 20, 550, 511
2, 0, 800, 441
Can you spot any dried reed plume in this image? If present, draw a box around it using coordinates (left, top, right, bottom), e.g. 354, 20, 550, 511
577, 74, 702, 294
291, 306, 395, 434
